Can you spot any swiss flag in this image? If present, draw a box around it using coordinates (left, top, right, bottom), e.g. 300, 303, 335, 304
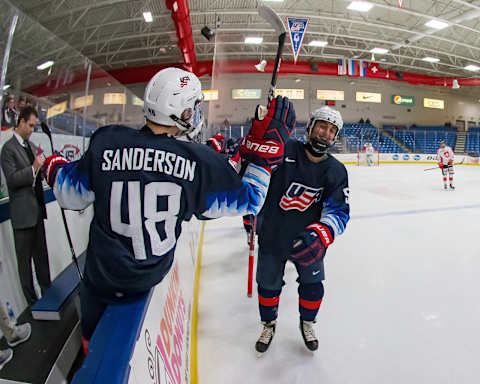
367, 62, 381, 77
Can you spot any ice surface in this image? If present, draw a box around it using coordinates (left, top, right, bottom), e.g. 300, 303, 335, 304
198, 164, 480, 384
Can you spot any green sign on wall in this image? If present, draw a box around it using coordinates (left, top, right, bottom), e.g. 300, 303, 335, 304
392, 95, 414, 105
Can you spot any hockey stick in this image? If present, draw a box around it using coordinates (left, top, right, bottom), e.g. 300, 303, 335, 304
424, 157, 465, 171
40, 122, 83, 279
247, 5, 287, 298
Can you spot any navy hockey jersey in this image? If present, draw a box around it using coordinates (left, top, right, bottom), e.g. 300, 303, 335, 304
258, 139, 350, 255
53, 125, 269, 298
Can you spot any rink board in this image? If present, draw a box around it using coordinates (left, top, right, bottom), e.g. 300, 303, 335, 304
73, 219, 204, 384
335, 153, 480, 165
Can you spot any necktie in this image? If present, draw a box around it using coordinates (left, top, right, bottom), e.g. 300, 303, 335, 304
23, 140, 35, 164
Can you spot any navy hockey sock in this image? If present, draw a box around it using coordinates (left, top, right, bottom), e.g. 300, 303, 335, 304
298, 282, 324, 321
258, 286, 281, 323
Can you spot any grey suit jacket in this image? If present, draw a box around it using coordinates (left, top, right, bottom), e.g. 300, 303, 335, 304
0, 135, 46, 229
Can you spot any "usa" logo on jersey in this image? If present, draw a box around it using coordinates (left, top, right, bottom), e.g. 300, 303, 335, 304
279, 182, 323, 212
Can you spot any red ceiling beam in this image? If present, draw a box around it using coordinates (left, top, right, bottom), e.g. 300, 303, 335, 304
165, 0, 196, 72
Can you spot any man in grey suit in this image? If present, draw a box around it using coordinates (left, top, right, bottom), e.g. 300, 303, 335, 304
1, 106, 51, 305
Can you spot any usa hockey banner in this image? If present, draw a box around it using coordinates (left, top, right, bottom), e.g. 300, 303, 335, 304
337, 58, 347, 75
287, 17, 308, 64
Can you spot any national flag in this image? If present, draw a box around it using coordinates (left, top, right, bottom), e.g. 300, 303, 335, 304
337, 58, 346, 75
359, 60, 367, 77
367, 62, 381, 77
347, 59, 358, 76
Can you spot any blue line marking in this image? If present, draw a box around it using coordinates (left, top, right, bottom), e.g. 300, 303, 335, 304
352, 204, 480, 220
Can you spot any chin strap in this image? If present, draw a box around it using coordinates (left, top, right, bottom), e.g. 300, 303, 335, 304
305, 139, 329, 158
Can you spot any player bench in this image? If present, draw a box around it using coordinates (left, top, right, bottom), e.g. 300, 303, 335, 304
32, 252, 86, 321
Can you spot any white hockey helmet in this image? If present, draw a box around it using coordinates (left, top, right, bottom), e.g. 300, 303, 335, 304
143, 67, 204, 133
307, 106, 343, 140
305, 106, 343, 155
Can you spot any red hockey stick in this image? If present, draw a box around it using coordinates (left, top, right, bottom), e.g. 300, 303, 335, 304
247, 5, 286, 297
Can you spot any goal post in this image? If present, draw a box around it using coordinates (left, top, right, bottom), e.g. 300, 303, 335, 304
357, 150, 380, 166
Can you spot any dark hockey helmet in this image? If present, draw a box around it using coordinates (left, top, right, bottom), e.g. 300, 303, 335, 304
305, 106, 343, 156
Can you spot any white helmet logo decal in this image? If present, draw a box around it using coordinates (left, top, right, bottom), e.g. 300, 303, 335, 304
180, 76, 190, 88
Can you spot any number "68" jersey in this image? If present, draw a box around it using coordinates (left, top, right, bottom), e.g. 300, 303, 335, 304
52, 125, 270, 298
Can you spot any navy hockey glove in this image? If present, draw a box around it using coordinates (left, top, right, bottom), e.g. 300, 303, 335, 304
289, 223, 333, 267
240, 96, 296, 168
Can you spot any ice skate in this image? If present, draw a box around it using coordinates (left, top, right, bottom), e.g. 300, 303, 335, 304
300, 320, 318, 351
450, 184, 455, 190
255, 321, 276, 355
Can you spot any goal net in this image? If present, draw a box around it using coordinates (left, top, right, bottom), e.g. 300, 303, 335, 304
357, 150, 380, 166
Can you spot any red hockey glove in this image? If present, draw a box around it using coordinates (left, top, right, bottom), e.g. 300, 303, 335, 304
240, 96, 296, 168
44, 153, 69, 187
289, 223, 333, 267
438, 163, 443, 169
448, 160, 453, 166
206, 135, 225, 153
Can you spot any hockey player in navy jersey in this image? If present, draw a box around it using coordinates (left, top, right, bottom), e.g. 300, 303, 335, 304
43, 67, 296, 349
253, 106, 350, 354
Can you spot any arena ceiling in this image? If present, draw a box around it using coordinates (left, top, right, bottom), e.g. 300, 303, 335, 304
5, 0, 480, 90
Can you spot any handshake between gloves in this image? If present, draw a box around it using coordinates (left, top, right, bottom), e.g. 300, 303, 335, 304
240, 95, 296, 169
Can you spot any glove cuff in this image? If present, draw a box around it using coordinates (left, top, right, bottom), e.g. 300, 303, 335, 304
46, 156, 68, 187
306, 223, 333, 248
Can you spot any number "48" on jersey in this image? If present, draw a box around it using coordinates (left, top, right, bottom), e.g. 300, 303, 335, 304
110, 181, 181, 260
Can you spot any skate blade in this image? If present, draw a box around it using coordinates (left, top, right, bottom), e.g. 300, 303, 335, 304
255, 346, 271, 358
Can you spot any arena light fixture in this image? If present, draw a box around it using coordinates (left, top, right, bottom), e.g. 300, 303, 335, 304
422, 57, 440, 63
201, 26, 215, 41
425, 19, 449, 30
36, 60, 54, 70
254, 59, 267, 72
370, 47, 388, 54
245, 37, 263, 44
143, 12, 153, 23
347, 1, 374, 12
309, 40, 328, 47
465, 64, 480, 71
3, 84, 10, 90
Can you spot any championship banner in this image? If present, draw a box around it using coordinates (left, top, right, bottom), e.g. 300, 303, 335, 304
287, 17, 308, 64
